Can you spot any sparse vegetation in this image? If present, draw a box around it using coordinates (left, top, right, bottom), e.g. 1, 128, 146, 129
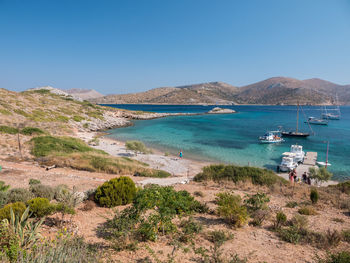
0, 125, 18, 135
298, 206, 318, 215
20, 127, 44, 136
30, 136, 103, 157
216, 192, 248, 228
194, 164, 286, 186
30, 184, 55, 200
315, 251, 350, 263
285, 201, 298, 208
6, 188, 34, 204
126, 140, 151, 155
274, 211, 287, 229
135, 169, 171, 178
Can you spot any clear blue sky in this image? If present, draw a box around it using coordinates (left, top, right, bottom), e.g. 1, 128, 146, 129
1, 0, 349, 94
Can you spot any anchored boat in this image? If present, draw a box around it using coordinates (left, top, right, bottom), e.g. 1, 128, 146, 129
304, 117, 328, 125
281, 103, 310, 138
259, 131, 284, 143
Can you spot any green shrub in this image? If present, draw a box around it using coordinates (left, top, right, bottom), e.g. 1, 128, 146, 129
55, 203, 75, 216
0, 202, 26, 220
194, 164, 285, 186
29, 179, 41, 186
206, 230, 234, 246
316, 251, 350, 263
31, 183, 56, 200
244, 192, 270, 212
0, 181, 10, 192
216, 192, 248, 228
0, 191, 8, 208
95, 177, 136, 207
6, 188, 34, 203
180, 217, 203, 235
0, 109, 12, 115
0, 219, 21, 262
329, 181, 350, 195
30, 136, 103, 157
298, 206, 318, 215
274, 211, 287, 229
0, 125, 18, 134
20, 127, 44, 136
291, 214, 309, 231
310, 188, 319, 204
285, 201, 298, 208
279, 226, 301, 244
125, 140, 150, 154
136, 169, 171, 178
342, 229, 350, 243
100, 185, 206, 248
27, 197, 56, 218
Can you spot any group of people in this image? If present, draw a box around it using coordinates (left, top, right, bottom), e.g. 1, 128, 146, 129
289, 169, 312, 185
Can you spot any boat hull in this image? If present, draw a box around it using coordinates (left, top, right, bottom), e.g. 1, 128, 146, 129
281, 132, 310, 138
304, 121, 328, 126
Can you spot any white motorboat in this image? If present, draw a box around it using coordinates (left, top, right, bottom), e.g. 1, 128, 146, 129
259, 131, 284, 143
290, 144, 305, 163
279, 156, 298, 172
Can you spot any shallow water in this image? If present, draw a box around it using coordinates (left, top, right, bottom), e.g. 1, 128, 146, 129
104, 104, 350, 181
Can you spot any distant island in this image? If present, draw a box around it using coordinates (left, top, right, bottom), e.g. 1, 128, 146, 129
89, 77, 350, 105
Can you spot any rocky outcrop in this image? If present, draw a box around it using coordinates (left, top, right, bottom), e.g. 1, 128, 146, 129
208, 107, 236, 114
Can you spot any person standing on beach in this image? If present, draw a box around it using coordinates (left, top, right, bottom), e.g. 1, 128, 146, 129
179, 150, 183, 159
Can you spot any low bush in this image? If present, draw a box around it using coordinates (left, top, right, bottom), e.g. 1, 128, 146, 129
72, 115, 85, 122
30, 184, 56, 200
180, 217, 203, 235
27, 197, 56, 218
279, 226, 301, 244
0, 191, 8, 208
216, 192, 248, 228
285, 201, 298, 208
325, 229, 342, 247
274, 211, 287, 229
0, 125, 18, 134
0, 202, 26, 220
329, 181, 350, 195
125, 140, 150, 154
0, 181, 10, 192
290, 214, 309, 231
206, 230, 234, 246
310, 188, 319, 204
95, 177, 136, 207
6, 188, 34, 203
135, 169, 171, 178
194, 164, 286, 186
298, 206, 318, 215
29, 179, 41, 186
342, 229, 350, 243
244, 192, 270, 212
250, 209, 270, 226
315, 251, 350, 263
20, 127, 44, 136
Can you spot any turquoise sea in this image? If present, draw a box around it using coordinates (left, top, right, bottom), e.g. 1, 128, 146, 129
103, 104, 350, 181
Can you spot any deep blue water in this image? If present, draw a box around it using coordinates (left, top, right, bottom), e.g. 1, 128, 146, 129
103, 104, 350, 181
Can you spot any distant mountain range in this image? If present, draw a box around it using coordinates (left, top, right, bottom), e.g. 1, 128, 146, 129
90, 77, 350, 105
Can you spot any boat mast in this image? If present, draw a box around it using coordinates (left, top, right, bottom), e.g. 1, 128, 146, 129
326, 141, 329, 168
296, 102, 299, 134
